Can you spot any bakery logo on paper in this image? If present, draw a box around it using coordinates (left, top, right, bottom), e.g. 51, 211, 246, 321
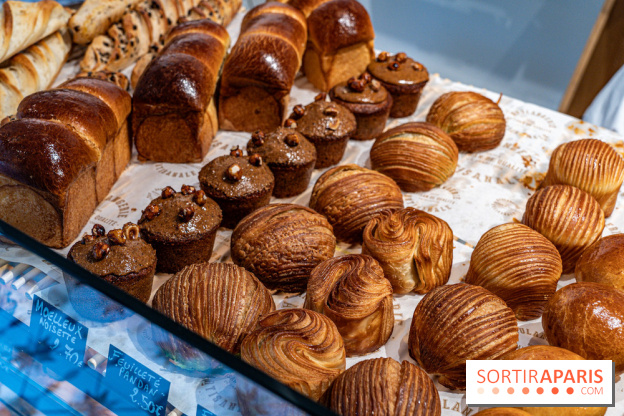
405, 185, 460, 213
507, 109, 556, 141
153, 163, 198, 179
91, 195, 131, 227
566, 119, 599, 137
466, 360, 614, 407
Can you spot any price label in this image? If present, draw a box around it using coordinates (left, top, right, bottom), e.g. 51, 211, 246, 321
197, 405, 217, 416
106, 345, 170, 416
29, 295, 88, 370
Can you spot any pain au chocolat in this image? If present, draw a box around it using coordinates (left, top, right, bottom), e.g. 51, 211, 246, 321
240, 308, 346, 401
408, 283, 518, 390
522, 184, 605, 274
370, 122, 458, 192
152, 262, 275, 370
304, 254, 393, 356
540, 138, 624, 217
309, 164, 404, 244
575, 234, 624, 290
231, 203, 336, 293
465, 223, 562, 320
362, 208, 453, 294
321, 357, 441, 416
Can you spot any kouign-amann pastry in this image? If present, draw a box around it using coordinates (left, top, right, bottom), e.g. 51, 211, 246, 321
522, 184, 605, 274
138, 185, 222, 273
199, 150, 275, 229
321, 357, 442, 416
540, 138, 624, 217
370, 122, 459, 192
408, 283, 518, 390
310, 164, 404, 244
304, 254, 393, 356
362, 208, 453, 294
426, 91, 506, 152
290, 97, 356, 168
466, 223, 562, 320
240, 308, 346, 401
152, 262, 275, 370
246, 128, 317, 198
542, 282, 624, 375
231, 203, 335, 293
367, 51, 429, 118
329, 73, 392, 140
575, 234, 624, 290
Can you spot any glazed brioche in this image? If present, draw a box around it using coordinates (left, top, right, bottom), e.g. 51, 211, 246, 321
132, 19, 229, 162
218, 2, 307, 132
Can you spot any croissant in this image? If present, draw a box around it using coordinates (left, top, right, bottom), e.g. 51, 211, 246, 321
321, 358, 441, 416
540, 138, 624, 217
231, 203, 336, 293
240, 308, 346, 401
370, 122, 459, 192
465, 223, 562, 320
575, 234, 624, 290
522, 184, 604, 274
309, 164, 404, 244
152, 262, 275, 370
304, 254, 393, 356
408, 283, 518, 390
362, 208, 452, 294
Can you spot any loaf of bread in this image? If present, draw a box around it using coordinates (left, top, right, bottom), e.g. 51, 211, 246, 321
0, 75, 131, 248
132, 19, 229, 162
0, 28, 71, 120
218, 2, 307, 132
69, 0, 142, 45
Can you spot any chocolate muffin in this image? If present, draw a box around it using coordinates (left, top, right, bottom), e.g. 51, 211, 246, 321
66, 223, 156, 321
246, 128, 317, 198
138, 185, 222, 273
329, 73, 392, 140
367, 51, 429, 118
289, 96, 356, 168
198, 150, 275, 228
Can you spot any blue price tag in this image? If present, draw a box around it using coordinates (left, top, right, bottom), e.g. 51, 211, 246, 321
105, 345, 170, 416
197, 405, 217, 416
29, 295, 88, 370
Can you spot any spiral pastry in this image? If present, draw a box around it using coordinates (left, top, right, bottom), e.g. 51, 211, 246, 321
321, 358, 441, 416
231, 203, 336, 293
309, 164, 404, 244
541, 138, 624, 217
522, 185, 605, 274
152, 263, 275, 370
426, 91, 506, 152
466, 223, 562, 320
304, 254, 394, 356
408, 283, 518, 390
370, 122, 459, 191
362, 208, 453, 294
240, 308, 346, 401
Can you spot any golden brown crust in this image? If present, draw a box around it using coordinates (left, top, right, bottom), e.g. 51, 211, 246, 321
522, 185, 605, 274
466, 223, 562, 320
240, 308, 346, 401
408, 283, 518, 390
370, 121, 458, 192
500, 345, 584, 361
362, 208, 453, 294
304, 254, 393, 356
426, 91, 506, 152
309, 164, 404, 243
321, 358, 441, 416
575, 234, 624, 290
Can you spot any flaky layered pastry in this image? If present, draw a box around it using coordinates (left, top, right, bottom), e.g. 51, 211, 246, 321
522, 184, 605, 274
304, 254, 393, 356
240, 308, 346, 401
152, 262, 275, 370
426, 91, 506, 152
408, 283, 518, 390
575, 234, 624, 290
309, 164, 404, 243
370, 122, 459, 192
466, 223, 562, 320
231, 203, 336, 293
321, 357, 442, 416
541, 138, 624, 217
362, 208, 453, 294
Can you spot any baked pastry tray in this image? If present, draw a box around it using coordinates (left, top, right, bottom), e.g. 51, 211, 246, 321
2, 10, 624, 416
